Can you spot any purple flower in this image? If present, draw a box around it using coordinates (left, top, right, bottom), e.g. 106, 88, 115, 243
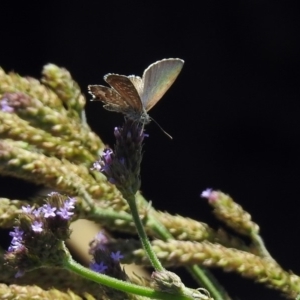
8, 227, 24, 252
15, 270, 25, 278
47, 191, 57, 197
92, 161, 102, 171
0, 98, 14, 113
63, 197, 76, 210
31, 221, 43, 233
92, 149, 114, 174
89, 231, 109, 255
32, 207, 43, 217
42, 204, 57, 218
110, 251, 124, 261
200, 188, 213, 199
8, 240, 23, 252
103, 149, 113, 164
9, 227, 24, 239
22, 205, 33, 214
95, 231, 108, 244
5, 193, 77, 277
57, 207, 74, 220
201, 188, 218, 202
90, 261, 108, 274
89, 232, 127, 280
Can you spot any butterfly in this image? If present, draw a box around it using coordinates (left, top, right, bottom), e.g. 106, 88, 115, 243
88, 58, 184, 124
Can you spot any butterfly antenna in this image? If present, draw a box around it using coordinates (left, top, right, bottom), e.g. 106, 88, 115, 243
150, 117, 173, 139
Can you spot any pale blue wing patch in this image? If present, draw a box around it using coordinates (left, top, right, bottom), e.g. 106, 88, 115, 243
141, 58, 184, 111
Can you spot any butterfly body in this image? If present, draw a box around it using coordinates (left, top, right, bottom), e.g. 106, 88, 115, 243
88, 58, 184, 124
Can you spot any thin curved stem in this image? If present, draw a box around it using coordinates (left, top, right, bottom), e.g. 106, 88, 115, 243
63, 247, 194, 300
126, 194, 164, 271
139, 196, 230, 300
251, 232, 274, 261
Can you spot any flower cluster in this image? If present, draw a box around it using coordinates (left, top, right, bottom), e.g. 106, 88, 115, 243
89, 231, 127, 281
5, 192, 76, 277
93, 119, 148, 198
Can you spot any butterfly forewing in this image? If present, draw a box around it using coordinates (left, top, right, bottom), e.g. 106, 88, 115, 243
105, 74, 143, 112
141, 58, 184, 111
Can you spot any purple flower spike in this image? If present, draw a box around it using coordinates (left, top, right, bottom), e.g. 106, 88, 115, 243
31, 221, 43, 233
110, 251, 124, 261
93, 120, 145, 197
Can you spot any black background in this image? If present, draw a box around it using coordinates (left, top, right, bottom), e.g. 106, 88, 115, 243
1, 1, 300, 299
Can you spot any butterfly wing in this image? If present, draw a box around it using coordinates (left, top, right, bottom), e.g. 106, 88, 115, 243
88, 84, 131, 112
141, 58, 184, 111
105, 74, 143, 112
128, 75, 144, 97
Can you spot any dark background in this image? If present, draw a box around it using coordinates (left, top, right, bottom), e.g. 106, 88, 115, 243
1, 1, 300, 299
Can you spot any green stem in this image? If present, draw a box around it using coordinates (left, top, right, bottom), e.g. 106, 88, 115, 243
75, 181, 95, 210
93, 200, 228, 299
152, 219, 228, 300
126, 194, 164, 272
187, 265, 231, 300
138, 196, 230, 300
63, 248, 194, 300
251, 233, 274, 260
